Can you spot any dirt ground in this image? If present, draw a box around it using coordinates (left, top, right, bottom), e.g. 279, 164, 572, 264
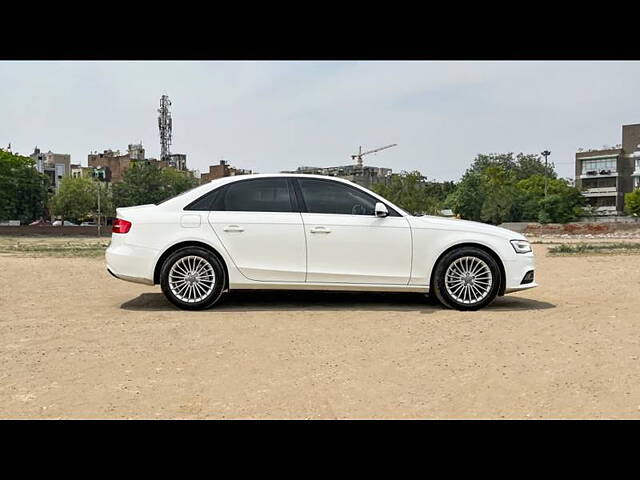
1, 239, 640, 419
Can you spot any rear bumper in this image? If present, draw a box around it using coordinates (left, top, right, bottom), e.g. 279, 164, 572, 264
106, 266, 154, 285
105, 235, 158, 285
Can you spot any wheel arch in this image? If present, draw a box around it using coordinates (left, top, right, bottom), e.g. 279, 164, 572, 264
429, 242, 506, 296
153, 240, 229, 290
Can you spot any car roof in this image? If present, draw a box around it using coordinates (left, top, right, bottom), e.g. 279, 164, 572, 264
207, 173, 360, 185
157, 173, 409, 216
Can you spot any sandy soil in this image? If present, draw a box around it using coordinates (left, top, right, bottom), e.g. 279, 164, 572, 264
1, 243, 640, 419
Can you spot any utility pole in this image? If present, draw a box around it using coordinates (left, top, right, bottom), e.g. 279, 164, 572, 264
94, 166, 105, 237
541, 150, 551, 198
97, 182, 101, 237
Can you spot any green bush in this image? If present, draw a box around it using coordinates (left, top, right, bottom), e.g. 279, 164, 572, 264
625, 189, 640, 217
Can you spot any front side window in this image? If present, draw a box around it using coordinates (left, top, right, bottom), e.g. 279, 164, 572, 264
298, 178, 380, 216
221, 178, 293, 212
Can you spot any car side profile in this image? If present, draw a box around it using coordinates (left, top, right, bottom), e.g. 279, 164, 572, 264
106, 174, 537, 311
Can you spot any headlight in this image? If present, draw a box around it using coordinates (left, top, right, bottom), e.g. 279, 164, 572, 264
510, 239, 532, 254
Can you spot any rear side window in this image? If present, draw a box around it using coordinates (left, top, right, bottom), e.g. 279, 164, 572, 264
184, 188, 220, 211
221, 178, 293, 212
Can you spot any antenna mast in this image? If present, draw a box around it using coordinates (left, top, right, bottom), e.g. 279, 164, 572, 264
158, 95, 172, 163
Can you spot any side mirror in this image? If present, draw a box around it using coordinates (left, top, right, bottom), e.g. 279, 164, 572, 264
375, 202, 389, 218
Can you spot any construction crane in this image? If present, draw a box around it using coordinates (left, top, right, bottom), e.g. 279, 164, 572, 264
351, 143, 398, 168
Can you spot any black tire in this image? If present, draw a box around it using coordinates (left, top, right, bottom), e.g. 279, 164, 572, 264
431, 246, 501, 311
160, 247, 226, 311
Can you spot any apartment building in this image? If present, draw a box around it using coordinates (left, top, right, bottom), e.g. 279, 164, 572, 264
30, 147, 71, 192
575, 123, 640, 215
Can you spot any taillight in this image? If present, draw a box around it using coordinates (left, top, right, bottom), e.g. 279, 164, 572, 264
112, 218, 132, 234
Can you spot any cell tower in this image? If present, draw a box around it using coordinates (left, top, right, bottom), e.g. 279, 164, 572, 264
158, 95, 172, 162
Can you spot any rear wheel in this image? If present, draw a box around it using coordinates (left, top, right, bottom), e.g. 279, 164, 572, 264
431, 247, 501, 311
160, 247, 225, 310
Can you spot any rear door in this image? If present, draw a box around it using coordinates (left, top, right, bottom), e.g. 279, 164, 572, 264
207, 177, 306, 282
296, 178, 412, 284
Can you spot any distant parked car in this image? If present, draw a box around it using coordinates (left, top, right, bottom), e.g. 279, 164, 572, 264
52, 220, 79, 226
81, 222, 97, 226
106, 173, 537, 311
29, 219, 52, 226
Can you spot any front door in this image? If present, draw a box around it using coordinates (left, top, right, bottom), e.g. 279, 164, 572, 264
296, 178, 412, 284
208, 177, 306, 282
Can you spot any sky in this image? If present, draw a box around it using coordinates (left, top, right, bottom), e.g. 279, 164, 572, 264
2, 60, 640, 182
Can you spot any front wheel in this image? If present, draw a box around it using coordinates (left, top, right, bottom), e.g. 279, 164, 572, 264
431, 247, 501, 311
160, 247, 226, 310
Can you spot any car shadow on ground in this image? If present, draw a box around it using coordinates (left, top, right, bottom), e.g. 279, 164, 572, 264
120, 290, 555, 313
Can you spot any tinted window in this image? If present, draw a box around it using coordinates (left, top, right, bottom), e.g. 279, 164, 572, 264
222, 178, 293, 212
298, 179, 378, 215
184, 188, 220, 211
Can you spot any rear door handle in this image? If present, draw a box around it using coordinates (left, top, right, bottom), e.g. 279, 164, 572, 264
223, 225, 244, 232
310, 226, 331, 234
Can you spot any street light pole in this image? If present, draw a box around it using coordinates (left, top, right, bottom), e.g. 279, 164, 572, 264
97, 182, 101, 237
541, 150, 551, 198
96, 166, 102, 237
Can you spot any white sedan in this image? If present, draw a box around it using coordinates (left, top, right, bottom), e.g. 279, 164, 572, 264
106, 174, 536, 311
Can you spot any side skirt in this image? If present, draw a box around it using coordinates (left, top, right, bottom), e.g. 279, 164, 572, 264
229, 282, 429, 293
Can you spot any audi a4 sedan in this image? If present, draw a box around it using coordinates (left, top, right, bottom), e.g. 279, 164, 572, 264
106, 174, 537, 311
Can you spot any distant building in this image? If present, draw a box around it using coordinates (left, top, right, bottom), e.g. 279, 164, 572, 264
168, 153, 187, 171
30, 147, 71, 192
200, 160, 253, 184
128, 143, 145, 161
575, 123, 640, 215
281, 164, 393, 189
88, 149, 131, 183
70, 164, 95, 179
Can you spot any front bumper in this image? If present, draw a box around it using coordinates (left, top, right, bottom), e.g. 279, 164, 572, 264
503, 252, 537, 294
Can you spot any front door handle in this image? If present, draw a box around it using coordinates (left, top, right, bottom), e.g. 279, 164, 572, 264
310, 226, 331, 234
223, 225, 244, 232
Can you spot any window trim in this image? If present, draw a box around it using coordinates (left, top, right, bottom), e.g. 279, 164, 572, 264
294, 177, 401, 217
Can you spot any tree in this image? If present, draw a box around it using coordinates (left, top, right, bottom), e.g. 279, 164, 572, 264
518, 175, 584, 223
479, 165, 518, 224
445, 171, 485, 220
113, 161, 198, 208
537, 194, 579, 224
447, 153, 580, 224
371, 171, 446, 216
625, 189, 640, 217
514, 153, 556, 180
161, 166, 200, 199
50, 176, 97, 223
465, 152, 555, 181
0, 149, 49, 223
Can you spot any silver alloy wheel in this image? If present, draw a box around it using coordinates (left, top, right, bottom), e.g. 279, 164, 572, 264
168, 255, 216, 303
444, 256, 493, 305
